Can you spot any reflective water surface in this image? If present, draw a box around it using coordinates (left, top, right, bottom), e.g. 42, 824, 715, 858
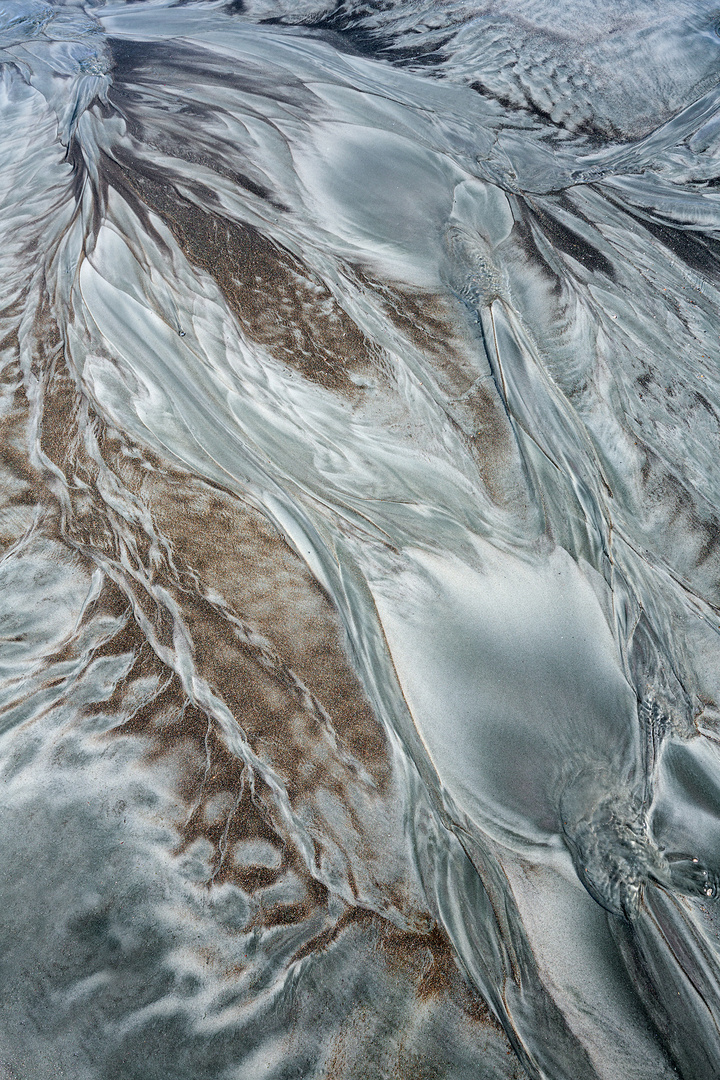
2, 2, 720, 1077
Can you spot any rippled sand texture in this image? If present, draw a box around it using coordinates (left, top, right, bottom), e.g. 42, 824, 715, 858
3, 1, 720, 1077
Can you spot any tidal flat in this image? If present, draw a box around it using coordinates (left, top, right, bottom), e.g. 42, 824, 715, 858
1, 2, 720, 1077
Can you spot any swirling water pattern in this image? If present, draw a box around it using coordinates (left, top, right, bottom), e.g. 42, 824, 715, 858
2, 2, 720, 1077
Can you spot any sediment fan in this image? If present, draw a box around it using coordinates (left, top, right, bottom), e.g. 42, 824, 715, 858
1, 2, 720, 1077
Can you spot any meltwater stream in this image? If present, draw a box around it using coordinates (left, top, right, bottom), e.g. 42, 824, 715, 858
2, 1, 720, 1077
